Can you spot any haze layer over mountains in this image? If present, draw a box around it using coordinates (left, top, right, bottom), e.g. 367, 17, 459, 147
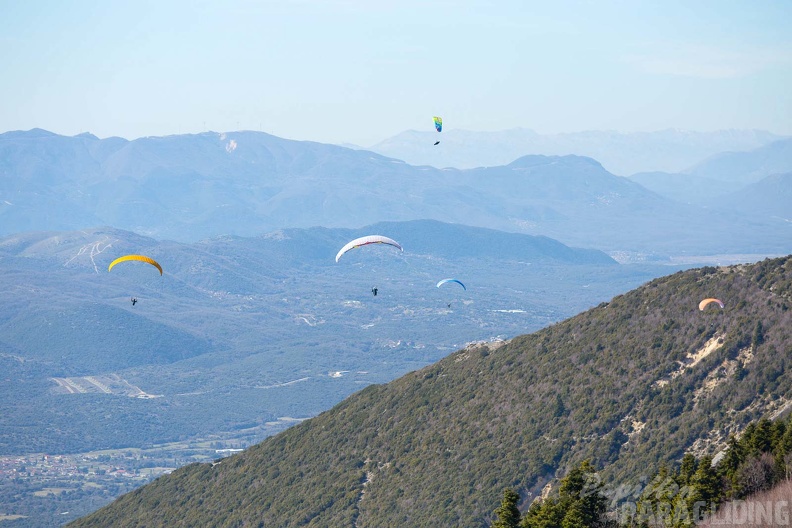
2, 128, 790, 260
366, 127, 785, 175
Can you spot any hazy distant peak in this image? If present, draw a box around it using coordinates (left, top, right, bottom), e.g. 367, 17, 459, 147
683, 137, 792, 184
368, 128, 786, 174
507, 153, 604, 170
0, 128, 59, 139
260, 229, 291, 241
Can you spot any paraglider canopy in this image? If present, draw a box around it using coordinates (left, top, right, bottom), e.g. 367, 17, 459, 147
698, 298, 724, 311
436, 278, 466, 290
108, 255, 163, 275
433, 116, 442, 133
335, 235, 403, 262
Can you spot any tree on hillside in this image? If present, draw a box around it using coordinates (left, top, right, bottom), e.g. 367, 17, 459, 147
634, 463, 688, 528
493, 488, 522, 528
560, 500, 587, 528
521, 497, 563, 528
519, 460, 609, 528
678, 454, 697, 487
780, 422, 792, 456
718, 435, 745, 497
752, 321, 765, 347
687, 455, 722, 523
735, 453, 775, 496
749, 419, 774, 455
562, 460, 608, 526
553, 394, 567, 418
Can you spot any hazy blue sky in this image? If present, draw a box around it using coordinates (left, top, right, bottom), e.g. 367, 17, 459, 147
1, 0, 790, 145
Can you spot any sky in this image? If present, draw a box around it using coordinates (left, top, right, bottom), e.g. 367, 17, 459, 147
1, 0, 790, 146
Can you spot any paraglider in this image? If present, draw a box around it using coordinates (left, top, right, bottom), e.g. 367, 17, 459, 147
699, 298, 724, 311
436, 278, 466, 290
108, 255, 162, 305
433, 116, 442, 145
335, 236, 402, 297
108, 255, 163, 275
335, 235, 403, 262
437, 279, 465, 310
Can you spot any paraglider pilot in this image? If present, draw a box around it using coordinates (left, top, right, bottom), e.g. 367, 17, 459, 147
131, 297, 137, 306
371, 287, 378, 297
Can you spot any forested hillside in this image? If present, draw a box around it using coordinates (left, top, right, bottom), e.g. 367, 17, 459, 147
69, 256, 792, 527
491, 413, 792, 527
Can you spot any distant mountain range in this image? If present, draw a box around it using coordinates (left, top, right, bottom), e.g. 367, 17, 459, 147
720, 172, 792, 222
686, 138, 792, 184
1, 129, 790, 258
366, 128, 785, 175
629, 138, 792, 206
69, 255, 792, 527
628, 171, 741, 205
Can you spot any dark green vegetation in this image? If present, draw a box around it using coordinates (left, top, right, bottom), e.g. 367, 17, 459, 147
632, 414, 792, 526
69, 256, 792, 527
492, 460, 612, 528
1, 129, 789, 256
491, 413, 792, 527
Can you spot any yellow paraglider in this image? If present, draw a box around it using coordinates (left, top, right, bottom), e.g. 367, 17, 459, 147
698, 298, 724, 311
108, 255, 163, 275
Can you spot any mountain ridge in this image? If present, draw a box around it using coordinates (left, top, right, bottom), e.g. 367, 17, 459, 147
2, 129, 790, 257
367, 128, 785, 175
685, 138, 792, 185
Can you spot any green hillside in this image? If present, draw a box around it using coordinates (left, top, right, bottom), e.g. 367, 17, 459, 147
69, 256, 792, 527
